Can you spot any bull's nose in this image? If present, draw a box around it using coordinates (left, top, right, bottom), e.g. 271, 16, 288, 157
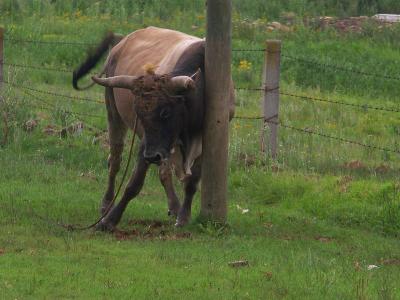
143, 151, 164, 164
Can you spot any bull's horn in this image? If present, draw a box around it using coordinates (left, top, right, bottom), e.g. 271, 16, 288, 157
91, 75, 139, 89
169, 76, 195, 93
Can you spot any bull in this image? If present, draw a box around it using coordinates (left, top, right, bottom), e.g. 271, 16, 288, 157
73, 26, 235, 230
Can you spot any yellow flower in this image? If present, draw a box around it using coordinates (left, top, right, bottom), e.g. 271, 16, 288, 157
238, 60, 252, 71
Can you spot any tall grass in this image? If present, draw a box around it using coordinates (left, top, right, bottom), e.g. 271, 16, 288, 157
2, 0, 400, 21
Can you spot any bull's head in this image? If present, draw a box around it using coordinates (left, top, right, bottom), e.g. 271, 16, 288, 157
92, 70, 199, 164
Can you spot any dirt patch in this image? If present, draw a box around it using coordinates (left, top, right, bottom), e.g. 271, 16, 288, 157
342, 160, 366, 171
263, 271, 273, 280
24, 119, 39, 132
113, 219, 192, 241
0, 249, 5, 255
237, 152, 257, 167
381, 258, 400, 266
315, 236, 335, 243
375, 164, 391, 174
337, 175, 352, 193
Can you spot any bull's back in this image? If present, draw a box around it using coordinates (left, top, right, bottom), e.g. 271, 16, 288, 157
109, 27, 202, 128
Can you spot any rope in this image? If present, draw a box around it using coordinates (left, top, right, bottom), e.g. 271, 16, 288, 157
32, 115, 138, 231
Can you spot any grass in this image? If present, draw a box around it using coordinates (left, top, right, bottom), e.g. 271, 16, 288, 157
0, 1, 400, 299
1, 145, 400, 299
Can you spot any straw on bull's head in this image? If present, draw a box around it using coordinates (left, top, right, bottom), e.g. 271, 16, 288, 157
92, 66, 201, 164
92, 67, 195, 107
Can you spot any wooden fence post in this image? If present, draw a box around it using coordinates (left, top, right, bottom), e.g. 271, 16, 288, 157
0, 27, 3, 92
200, 0, 232, 223
0, 26, 6, 146
261, 40, 281, 159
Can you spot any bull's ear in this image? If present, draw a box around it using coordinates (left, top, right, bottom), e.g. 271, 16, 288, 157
190, 68, 202, 82
169, 76, 195, 94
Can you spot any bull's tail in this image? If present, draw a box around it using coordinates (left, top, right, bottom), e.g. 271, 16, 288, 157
72, 32, 124, 90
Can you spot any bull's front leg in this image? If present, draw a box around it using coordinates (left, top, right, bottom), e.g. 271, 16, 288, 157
96, 144, 149, 232
159, 162, 181, 217
175, 158, 202, 227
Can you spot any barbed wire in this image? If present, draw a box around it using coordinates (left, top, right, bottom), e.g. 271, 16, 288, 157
232, 48, 265, 52
233, 115, 399, 154
234, 87, 400, 113
280, 91, 400, 113
4, 37, 96, 47
12, 92, 106, 133
273, 121, 400, 154
19, 89, 104, 119
235, 87, 264, 92
1, 61, 100, 76
2, 62, 72, 73
233, 115, 263, 120
5, 36, 267, 52
1, 79, 103, 104
4, 37, 399, 82
282, 54, 400, 81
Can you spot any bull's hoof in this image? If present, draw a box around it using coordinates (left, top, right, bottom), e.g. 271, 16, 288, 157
175, 211, 191, 227
95, 219, 116, 232
168, 202, 181, 217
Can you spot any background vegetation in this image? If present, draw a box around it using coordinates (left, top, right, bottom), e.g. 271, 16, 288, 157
0, 1, 399, 299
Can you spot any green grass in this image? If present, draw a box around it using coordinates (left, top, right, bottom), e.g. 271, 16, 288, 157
0, 1, 400, 299
1, 142, 400, 299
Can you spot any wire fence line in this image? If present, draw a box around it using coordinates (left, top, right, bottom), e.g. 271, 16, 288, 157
2, 36, 399, 157
1, 79, 104, 104
2, 62, 73, 73
235, 87, 400, 113
1, 61, 99, 76
282, 54, 400, 81
19, 89, 104, 119
14, 91, 106, 134
233, 116, 400, 155
4, 37, 97, 47
4, 36, 400, 81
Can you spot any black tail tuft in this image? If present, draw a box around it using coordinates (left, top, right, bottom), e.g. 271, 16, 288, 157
73, 32, 120, 90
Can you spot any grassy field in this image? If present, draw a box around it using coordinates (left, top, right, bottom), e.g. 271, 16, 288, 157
0, 1, 400, 299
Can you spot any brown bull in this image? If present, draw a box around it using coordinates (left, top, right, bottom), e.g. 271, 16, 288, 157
73, 27, 235, 230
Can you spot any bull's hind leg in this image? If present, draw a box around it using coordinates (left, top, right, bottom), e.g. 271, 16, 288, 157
176, 158, 202, 227
101, 87, 127, 214
159, 163, 181, 217
96, 142, 149, 231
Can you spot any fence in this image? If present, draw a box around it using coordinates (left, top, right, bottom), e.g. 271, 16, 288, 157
0, 29, 399, 160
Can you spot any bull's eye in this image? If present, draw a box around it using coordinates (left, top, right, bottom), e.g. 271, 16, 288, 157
160, 107, 171, 120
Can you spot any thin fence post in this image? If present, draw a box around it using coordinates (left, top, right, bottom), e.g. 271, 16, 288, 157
261, 40, 281, 159
0, 26, 7, 146
0, 27, 3, 92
